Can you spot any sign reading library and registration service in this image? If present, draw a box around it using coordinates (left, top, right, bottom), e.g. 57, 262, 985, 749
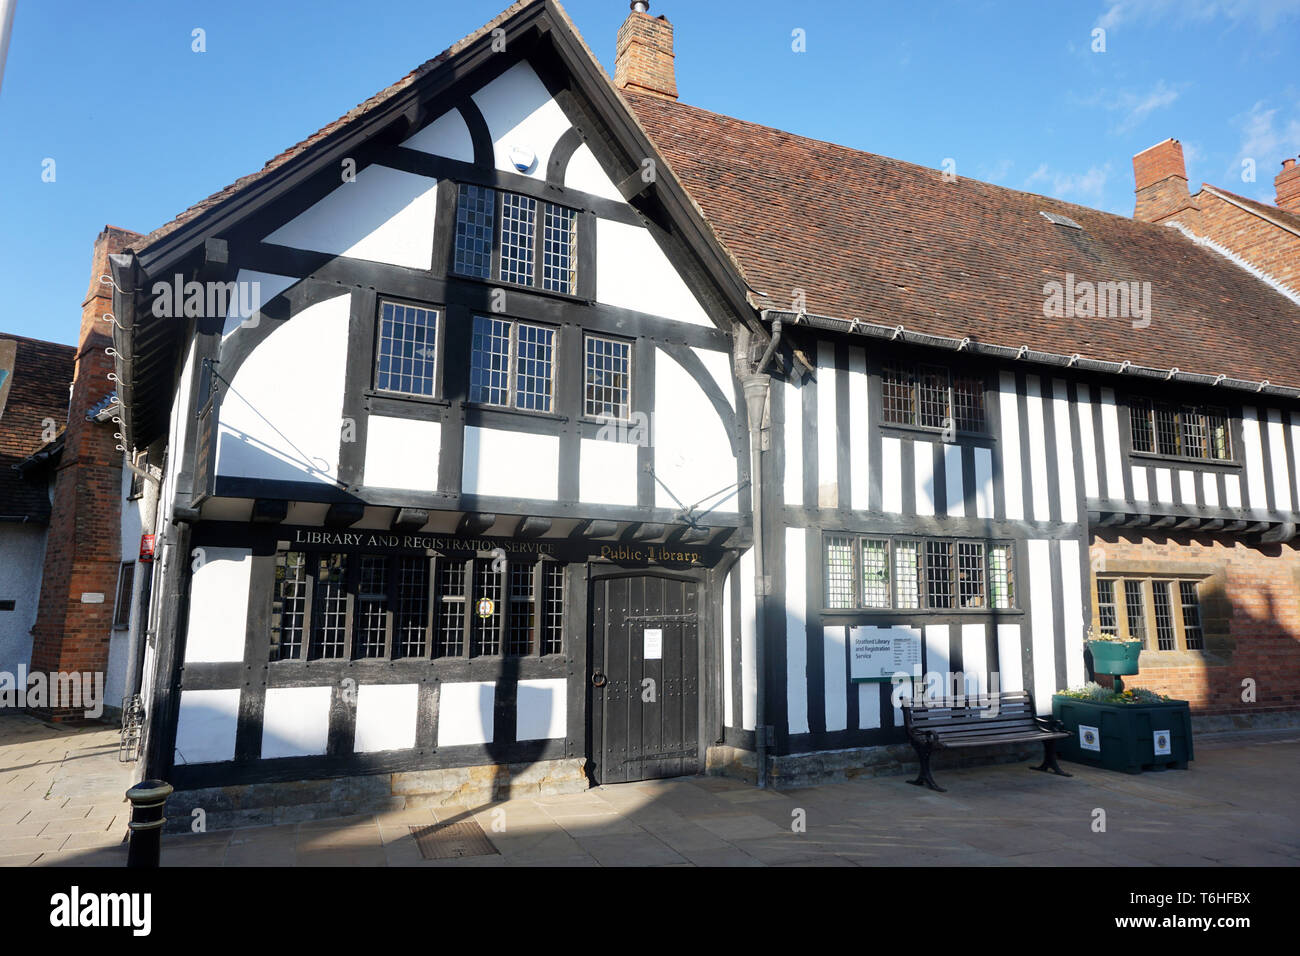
850, 626, 922, 682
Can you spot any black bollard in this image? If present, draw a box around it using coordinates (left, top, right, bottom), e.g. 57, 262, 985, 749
125, 780, 174, 868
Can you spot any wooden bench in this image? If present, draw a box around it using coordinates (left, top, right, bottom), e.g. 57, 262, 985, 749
902, 690, 1071, 792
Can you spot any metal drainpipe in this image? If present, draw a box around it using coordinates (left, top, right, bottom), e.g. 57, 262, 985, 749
740, 317, 783, 788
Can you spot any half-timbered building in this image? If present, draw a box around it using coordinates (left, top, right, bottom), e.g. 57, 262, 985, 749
106, 1, 1300, 814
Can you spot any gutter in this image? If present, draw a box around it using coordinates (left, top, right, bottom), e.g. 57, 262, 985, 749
760, 309, 1300, 400
107, 251, 143, 451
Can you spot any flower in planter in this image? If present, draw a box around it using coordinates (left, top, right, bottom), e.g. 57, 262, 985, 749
1085, 623, 1138, 643
1057, 682, 1171, 704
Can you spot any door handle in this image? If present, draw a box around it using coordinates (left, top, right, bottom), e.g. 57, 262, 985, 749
591, 670, 607, 688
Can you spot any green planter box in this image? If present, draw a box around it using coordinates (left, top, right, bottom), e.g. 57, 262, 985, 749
1052, 695, 1194, 774
1087, 639, 1142, 675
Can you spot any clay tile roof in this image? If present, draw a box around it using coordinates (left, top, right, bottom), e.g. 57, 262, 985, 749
625, 92, 1300, 389
0, 335, 75, 523
1199, 184, 1300, 234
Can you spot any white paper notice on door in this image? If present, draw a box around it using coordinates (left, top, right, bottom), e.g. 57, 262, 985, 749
644, 628, 663, 660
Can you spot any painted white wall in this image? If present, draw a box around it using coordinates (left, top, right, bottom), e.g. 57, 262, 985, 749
216, 293, 350, 485
578, 437, 638, 506
596, 219, 713, 327
783, 380, 803, 507
262, 686, 332, 759
0, 523, 46, 675
516, 678, 566, 741
472, 60, 570, 180
653, 348, 738, 513
174, 688, 240, 764
221, 271, 297, 340
564, 143, 623, 200
739, 549, 756, 731
996, 624, 1024, 693
1099, 388, 1125, 500
1051, 379, 1078, 522
722, 570, 733, 728
1027, 539, 1056, 714
913, 441, 935, 517
183, 548, 251, 663
1267, 410, 1292, 512
999, 372, 1024, 519
824, 624, 847, 731
847, 348, 869, 510
264, 165, 438, 270
364, 416, 441, 491
1241, 408, 1267, 510
1076, 383, 1100, 499
881, 436, 902, 513
784, 528, 808, 735
1059, 539, 1086, 690
816, 342, 838, 509
961, 623, 988, 697
437, 681, 495, 746
1024, 377, 1051, 522
462, 426, 558, 500
401, 107, 474, 162
354, 683, 419, 753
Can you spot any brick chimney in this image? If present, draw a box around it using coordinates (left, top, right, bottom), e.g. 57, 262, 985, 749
1133, 138, 1197, 224
1276, 156, 1300, 213
615, 2, 678, 101
28, 225, 141, 719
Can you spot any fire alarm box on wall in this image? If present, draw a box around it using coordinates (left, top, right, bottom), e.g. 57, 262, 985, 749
139, 534, 156, 563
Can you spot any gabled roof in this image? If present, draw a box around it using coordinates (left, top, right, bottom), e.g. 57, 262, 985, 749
0, 335, 74, 523
1197, 184, 1300, 237
625, 92, 1300, 392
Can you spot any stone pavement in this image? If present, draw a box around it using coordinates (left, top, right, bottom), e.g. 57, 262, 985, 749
2, 713, 1297, 866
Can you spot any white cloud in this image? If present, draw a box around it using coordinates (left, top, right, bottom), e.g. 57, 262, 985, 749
1097, 0, 1300, 31
1229, 100, 1300, 198
1023, 162, 1112, 203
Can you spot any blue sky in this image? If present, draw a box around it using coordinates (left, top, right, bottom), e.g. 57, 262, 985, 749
2, 0, 1298, 345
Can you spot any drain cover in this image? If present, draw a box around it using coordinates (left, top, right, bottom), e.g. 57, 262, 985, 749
410, 819, 500, 860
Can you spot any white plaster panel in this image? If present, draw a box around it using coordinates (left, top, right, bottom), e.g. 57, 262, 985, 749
944, 441, 964, 517
783, 380, 803, 507
1241, 408, 1267, 510
353, 683, 419, 753
401, 107, 474, 162
564, 143, 623, 201
1076, 382, 1100, 499
217, 294, 350, 485
817, 341, 838, 509
264, 165, 438, 269
1059, 539, 1086, 690
183, 548, 251, 663
221, 271, 296, 339
913, 441, 935, 516
785, 528, 808, 735
974, 446, 994, 519
579, 437, 639, 506
1179, 469, 1196, 506
1267, 411, 1292, 512
881, 436, 903, 513
1099, 388, 1125, 500
262, 686, 332, 759
1225, 474, 1243, 509
1203, 471, 1219, 508
999, 372, 1024, 519
517, 678, 567, 741
740, 549, 756, 731
1052, 379, 1077, 522
723, 571, 733, 728
174, 689, 241, 765
824, 624, 848, 732
1155, 467, 1173, 504
1025, 377, 1051, 521
858, 681, 881, 730
472, 60, 571, 180
1131, 466, 1149, 502
848, 347, 869, 510
365, 416, 441, 491
596, 219, 713, 326
961, 623, 988, 698
653, 348, 737, 513
462, 426, 559, 501
437, 681, 496, 747
1027, 540, 1056, 714
924, 625, 950, 690
995, 624, 1024, 693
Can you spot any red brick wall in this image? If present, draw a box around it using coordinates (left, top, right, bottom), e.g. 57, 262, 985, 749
28, 225, 141, 717
1183, 192, 1300, 298
1133, 139, 1196, 223
615, 11, 677, 101
1091, 532, 1300, 716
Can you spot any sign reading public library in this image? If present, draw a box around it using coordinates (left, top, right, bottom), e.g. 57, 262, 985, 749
850, 625, 922, 682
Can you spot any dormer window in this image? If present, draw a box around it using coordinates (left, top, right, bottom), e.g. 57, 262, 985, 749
453, 184, 579, 295
1129, 398, 1231, 461
881, 362, 986, 433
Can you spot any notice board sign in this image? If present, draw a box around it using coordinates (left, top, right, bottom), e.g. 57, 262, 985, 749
850, 625, 922, 682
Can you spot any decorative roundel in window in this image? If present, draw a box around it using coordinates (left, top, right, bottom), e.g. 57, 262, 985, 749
508, 146, 536, 173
